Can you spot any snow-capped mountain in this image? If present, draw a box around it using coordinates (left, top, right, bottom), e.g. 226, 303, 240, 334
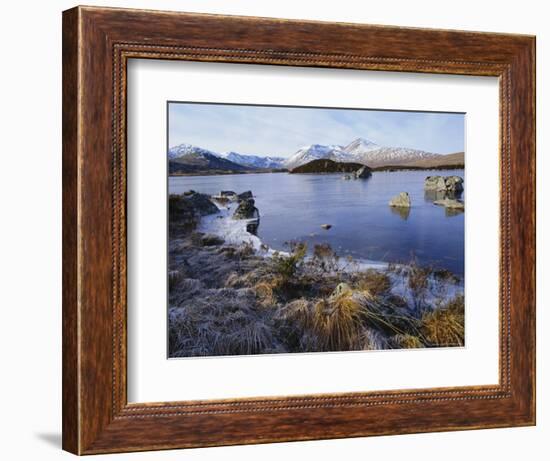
168, 143, 250, 173
168, 137, 443, 173
343, 137, 380, 156
168, 143, 217, 160
352, 146, 438, 167
282, 144, 353, 170
220, 152, 285, 169
283, 137, 439, 169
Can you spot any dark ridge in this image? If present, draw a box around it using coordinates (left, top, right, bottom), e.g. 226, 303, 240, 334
290, 158, 367, 174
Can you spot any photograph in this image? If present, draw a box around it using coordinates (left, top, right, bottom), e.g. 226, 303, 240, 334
167, 102, 466, 357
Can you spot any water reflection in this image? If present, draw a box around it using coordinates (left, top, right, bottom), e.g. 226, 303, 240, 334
390, 206, 411, 220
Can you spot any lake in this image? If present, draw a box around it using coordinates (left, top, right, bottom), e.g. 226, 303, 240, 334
169, 170, 465, 276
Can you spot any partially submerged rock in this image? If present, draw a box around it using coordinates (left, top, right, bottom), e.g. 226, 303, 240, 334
433, 198, 465, 211
425, 175, 464, 196
184, 192, 219, 215
389, 192, 411, 208
424, 176, 447, 192
354, 166, 372, 179
445, 176, 464, 194
237, 190, 253, 201
169, 192, 219, 233
233, 198, 260, 220
320, 224, 332, 230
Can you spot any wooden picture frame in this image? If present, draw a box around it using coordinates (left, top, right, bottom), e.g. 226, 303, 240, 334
62, 5, 536, 455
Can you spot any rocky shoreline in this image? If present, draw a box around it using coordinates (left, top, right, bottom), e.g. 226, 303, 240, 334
168, 189, 465, 357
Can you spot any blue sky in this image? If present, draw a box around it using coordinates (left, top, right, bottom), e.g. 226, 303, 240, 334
168, 102, 464, 158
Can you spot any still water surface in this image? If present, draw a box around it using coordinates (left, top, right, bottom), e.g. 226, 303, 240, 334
169, 170, 465, 276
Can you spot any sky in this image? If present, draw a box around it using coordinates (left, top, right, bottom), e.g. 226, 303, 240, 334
168, 102, 464, 158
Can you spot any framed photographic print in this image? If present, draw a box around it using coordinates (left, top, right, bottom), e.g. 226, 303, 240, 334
62, 6, 535, 455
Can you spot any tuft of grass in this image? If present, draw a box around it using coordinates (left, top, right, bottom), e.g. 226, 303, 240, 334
421, 295, 465, 347
312, 292, 365, 351
407, 263, 431, 311
311, 243, 340, 273
272, 242, 307, 280
253, 280, 278, 307
354, 269, 391, 297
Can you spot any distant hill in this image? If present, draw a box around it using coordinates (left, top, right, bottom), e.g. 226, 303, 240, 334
374, 152, 464, 170
169, 147, 252, 175
404, 152, 464, 168
290, 159, 366, 174
220, 152, 285, 169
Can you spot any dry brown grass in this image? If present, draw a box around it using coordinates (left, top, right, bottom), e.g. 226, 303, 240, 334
253, 280, 279, 307
312, 296, 364, 351
311, 243, 340, 273
354, 269, 391, 297
408, 264, 431, 310
421, 295, 465, 347
390, 333, 425, 349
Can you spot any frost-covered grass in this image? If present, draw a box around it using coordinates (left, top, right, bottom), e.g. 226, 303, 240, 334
168, 232, 464, 357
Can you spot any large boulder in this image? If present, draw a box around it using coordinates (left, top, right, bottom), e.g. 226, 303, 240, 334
169, 192, 219, 234
233, 198, 260, 220
185, 192, 220, 215
353, 166, 372, 179
424, 176, 447, 192
445, 176, 464, 194
389, 192, 411, 208
425, 175, 464, 196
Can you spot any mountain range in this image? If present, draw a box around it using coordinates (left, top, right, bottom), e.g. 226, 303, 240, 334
168, 138, 462, 174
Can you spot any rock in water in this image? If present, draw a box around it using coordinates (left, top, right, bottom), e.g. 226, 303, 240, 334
169, 192, 220, 234
389, 192, 411, 208
433, 198, 465, 211
237, 190, 253, 201
321, 224, 332, 230
233, 198, 260, 220
445, 176, 464, 194
425, 175, 464, 196
424, 176, 447, 192
354, 166, 372, 179
220, 190, 237, 198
